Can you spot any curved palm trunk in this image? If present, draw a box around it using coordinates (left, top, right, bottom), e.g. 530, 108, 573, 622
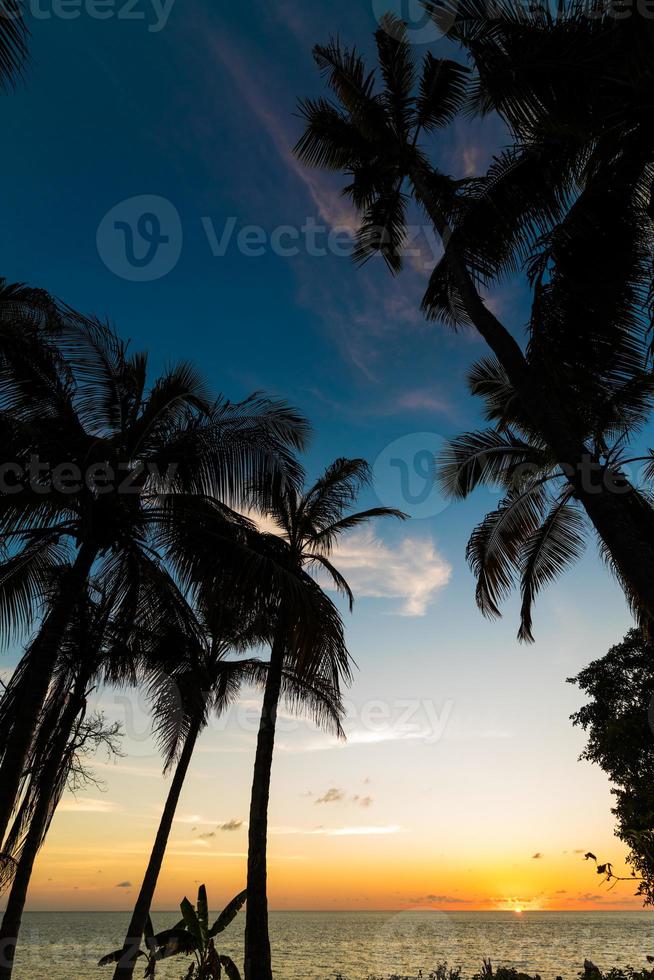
0, 689, 84, 979
411, 168, 654, 621
244, 638, 285, 980
112, 715, 202, 980
0, 542, 96, 850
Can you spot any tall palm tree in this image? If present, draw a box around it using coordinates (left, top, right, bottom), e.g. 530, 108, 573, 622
109, 587, 344, 980
0, 295, 308, 852
0, 524, 301, 976
438, 357, 654, 641
243, 459, 405, 980
294, 11, 654, 623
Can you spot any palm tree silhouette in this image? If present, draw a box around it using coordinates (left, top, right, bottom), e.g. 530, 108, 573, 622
243, 459, 405, 980
110, 583, 344, 980
438, 356, 654, 640
0, 293, 308, 855
294, 10, 654, 623
0, 583, 127, 978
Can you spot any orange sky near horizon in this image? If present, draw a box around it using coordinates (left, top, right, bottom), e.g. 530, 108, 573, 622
16, 667, 647, 916
3, 509, 650, 918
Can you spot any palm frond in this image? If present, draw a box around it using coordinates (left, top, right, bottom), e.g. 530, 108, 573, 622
307, 506, 407, 553
306, 552, 354, 610
353, 184, 409, 272
438, 429, 549, 498
312, 39, 386, 141
278, 662, 346, 738
0, 536, 69, 647
416, 54, 469, 132
375, 14, 416, 141
518, 490, 586, 642
466, 483, 548, 619
294, 97, 369, 172
0, 1, 28, 89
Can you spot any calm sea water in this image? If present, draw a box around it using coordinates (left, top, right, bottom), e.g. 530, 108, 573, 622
10, 911, 654, 980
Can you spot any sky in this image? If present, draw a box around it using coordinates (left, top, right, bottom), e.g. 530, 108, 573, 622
0, 0, 649, 915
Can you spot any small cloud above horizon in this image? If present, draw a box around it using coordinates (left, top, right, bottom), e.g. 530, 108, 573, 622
410, 894, 470, 905
115, 881, 132, 888
219, 819, 244, 831
315, 788, 345, 805
312, 787, 374, 808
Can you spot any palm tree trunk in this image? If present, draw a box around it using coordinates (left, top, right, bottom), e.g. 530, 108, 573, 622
244, 637, 285, 980
0, 689, 84, 979
112, 715, 202, 980
410, 166, 654, 621
0, 542, 96, 850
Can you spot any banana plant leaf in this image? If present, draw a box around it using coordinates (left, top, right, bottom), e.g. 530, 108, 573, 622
197, 884, 209, 939
153, 927, 197, 960
181, 896, 204, 947
98, 949, 146, 967
219, 954, 243, 980
208, 889, 247, 938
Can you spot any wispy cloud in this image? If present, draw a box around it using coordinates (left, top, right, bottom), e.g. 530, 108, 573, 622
93, 761, 163, 779
58, 798, 120, 814
209, 33, 356, 232
271, 824, 402, 837
318, 825, 401, 837
175, 814, 213, 826
394, 390, 456, 417
346, 728, 437, 746
277, 721, 452, 755
203, 21, 443, 383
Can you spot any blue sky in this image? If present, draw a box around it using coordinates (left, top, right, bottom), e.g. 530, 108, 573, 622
0, 0, 648, 912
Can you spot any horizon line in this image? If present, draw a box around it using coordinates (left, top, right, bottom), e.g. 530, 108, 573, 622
15, 908, 651, 915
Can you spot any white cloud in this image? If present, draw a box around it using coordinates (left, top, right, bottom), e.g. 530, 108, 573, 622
325, 529, 452, 616
321, 825, 401, 837
93, 761, 162, 779
58, 798, 120, 814
346, 729, 434, 745
271, 824, 402, 837
243, 517, 451, 617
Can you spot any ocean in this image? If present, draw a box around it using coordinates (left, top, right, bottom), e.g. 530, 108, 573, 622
9, 910, 654, 979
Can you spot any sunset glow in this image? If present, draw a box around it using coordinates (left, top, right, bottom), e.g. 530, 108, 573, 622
0, 0, 647, 933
